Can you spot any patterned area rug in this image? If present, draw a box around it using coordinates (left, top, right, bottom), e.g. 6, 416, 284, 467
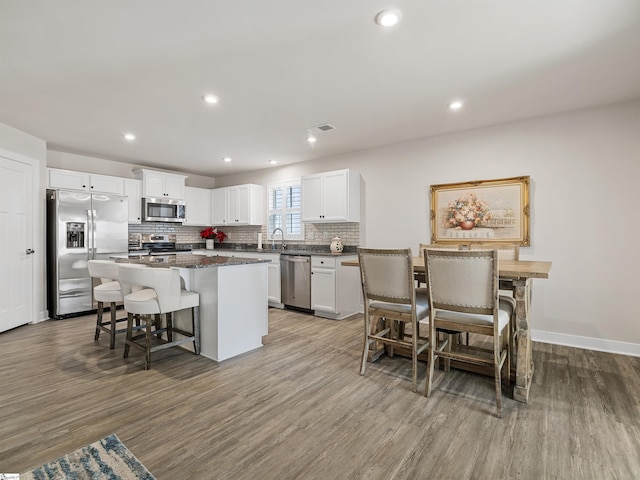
21, 434, 156, 480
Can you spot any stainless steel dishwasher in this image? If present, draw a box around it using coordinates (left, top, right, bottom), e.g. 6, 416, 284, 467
280, 254, 312, 311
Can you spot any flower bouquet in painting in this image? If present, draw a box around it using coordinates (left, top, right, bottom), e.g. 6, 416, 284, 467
444, 192, 492, 230
200, 227, 227, 249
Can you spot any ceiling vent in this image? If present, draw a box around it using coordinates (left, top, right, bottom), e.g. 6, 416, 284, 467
307, 123, 336, 134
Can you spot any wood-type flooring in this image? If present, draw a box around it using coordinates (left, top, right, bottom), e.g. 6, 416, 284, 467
1, 307, 640, 479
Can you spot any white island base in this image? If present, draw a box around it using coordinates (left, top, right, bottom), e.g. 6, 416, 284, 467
176, 262, 268, 362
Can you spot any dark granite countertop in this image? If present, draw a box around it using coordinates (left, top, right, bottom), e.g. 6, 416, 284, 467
192, 247, 356, 257
117, 253, 270, 268
183, 242, 357, 256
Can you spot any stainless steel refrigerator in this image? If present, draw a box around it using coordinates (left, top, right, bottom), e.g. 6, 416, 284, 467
46, 189, 128, 318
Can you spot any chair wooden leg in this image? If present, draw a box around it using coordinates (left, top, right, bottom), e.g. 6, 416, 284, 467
124, 313, 133, 358
425, 343, 435, 397
154, 314, 162, 339
144, 316, 153, 370
192, 307, 201, 355
360, 312, 371, 375
166, 312, 173, 342
494, 337, 503, 418
95, 301, 103, 341
411, 318, 418, 392
109, 302, 117, 349
505, 327, 511, 388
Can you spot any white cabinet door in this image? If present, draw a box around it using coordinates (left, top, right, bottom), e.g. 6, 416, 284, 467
164, 174, 186, 200
135, 169, 187, 199
235, 185, 250, 224
48, 169, 90, 191
211, 187, 227, 225
301, 173, 323, 221
142, 170, 167, 197
301, 169, 359, 222
89, 173, 124, 195
123, 179, 142, 224
267, 263, 281, 304
212, 184, 263, 226
226, 186, 239, 223
49, 169, 124, 195
322, 170, 349, 221
311, 268, 337, 313
184, 187, 211, 226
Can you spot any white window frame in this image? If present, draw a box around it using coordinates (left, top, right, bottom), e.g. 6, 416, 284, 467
267, 179, 304, 241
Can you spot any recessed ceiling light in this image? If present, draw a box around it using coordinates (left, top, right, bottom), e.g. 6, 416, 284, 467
123, 133, 136, 141
449, 100, 464, 111
203, 94, 219, 104
269, 160, 277, 165
375, 9, 400, 27
307, 134, 317, 144
223, 157, 232, 163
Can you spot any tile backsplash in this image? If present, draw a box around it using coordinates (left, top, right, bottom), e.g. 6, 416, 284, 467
129, 222, 360, 247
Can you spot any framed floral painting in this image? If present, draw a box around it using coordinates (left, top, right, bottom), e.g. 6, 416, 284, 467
430, 176, 530, 245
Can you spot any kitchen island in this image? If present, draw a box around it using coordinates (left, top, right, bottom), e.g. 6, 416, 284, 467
120, 253, 269, 362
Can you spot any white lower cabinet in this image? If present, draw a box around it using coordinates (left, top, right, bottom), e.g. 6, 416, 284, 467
311, 257, 337, 313
311, 255, 362, 320
238, 252, 281, 306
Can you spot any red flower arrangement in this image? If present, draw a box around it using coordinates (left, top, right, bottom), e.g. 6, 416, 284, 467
200, 226, 227, 243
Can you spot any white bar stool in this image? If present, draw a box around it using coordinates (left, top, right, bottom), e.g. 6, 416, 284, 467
87, 260, 126, 349
118, 264, 200, 370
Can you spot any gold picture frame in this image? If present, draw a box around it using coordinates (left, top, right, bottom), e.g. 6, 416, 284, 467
430, 176, 530, 246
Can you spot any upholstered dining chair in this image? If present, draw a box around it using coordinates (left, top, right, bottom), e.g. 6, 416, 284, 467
468, 242, 520, 293
87, 260, 135, 349
118, 264, 200, 370
358, 248, 430, 392
423, 249, 514, 418
415, 243, 468, 286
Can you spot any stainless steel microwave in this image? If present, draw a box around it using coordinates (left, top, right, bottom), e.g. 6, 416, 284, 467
142, 197, 186, 222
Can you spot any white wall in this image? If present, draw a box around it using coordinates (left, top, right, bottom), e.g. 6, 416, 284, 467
0, 123, 47, 322
217, 100, 640, 355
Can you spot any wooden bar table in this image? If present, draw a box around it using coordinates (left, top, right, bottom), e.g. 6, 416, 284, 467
342, 257, 552, 403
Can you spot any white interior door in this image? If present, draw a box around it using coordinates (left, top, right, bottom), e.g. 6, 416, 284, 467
0, 155, 34, 332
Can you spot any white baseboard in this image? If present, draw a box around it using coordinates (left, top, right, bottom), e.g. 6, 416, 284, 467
532, 329, 640, 357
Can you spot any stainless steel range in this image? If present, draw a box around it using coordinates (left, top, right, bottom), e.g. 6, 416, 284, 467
128, 234, 191, 255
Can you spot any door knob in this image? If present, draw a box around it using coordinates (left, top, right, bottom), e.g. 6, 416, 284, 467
26, 248, 35, 254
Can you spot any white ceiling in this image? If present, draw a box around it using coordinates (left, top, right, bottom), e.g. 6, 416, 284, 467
1, 1, 639, 177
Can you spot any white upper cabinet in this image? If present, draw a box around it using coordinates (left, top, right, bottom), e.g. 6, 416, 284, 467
211, 187, 227, 225
211, 184, 264, 226
301, 169, 360, 222
134, 169, 187, 200
184, 186, 212, 226
123, 179, 142, 224
48, 168, 124, 195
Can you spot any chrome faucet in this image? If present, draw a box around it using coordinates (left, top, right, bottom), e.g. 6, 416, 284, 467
271, 227, 286, 250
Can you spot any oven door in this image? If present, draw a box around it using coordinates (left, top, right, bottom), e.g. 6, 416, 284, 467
142, 198, 186, 222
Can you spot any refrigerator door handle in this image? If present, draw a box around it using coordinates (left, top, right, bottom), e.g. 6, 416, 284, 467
87, 209, 94, 258
92, 209, 97, 256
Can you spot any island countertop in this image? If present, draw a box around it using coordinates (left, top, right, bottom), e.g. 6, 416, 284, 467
118, 253, 270, 268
